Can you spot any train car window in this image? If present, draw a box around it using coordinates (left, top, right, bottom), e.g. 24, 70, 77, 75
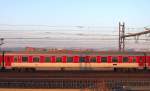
139, 56, 144, 62
0, 55, 1, 61
79, 57, 85, 63
56, 57, 62, 62
14, 56, 18, 62
67, 57, 73, 62
123, 57, 128, 63
101, 57, 107, 63
22, 56, 28, 62
91, 57, 96, 62
45, 57, 50, 62
112, 57, 118, 63
33, 57, 39, 62
133, 57, 136, 62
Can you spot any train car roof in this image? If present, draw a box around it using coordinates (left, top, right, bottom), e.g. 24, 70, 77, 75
3, 51, 150, 55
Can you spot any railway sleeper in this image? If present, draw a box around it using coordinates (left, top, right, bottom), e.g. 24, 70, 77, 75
114, 68, 141, 72
12, 67, 36, 72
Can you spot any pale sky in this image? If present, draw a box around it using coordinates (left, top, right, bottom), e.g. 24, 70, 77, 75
0, 0, 150, 50
0, 0, 150, 27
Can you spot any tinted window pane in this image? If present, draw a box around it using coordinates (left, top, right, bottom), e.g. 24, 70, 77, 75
45, 57, 50, 62
133, 57, 136, 62
14, 56, 18, 62
91, 57, 96, 62
112, 57, 118, 63
67, 57, 73, 62
33, 57, 39, 62
101, 57, 107, 63
123, 57, 128, 63
56, 57, 62, 62
22, 56, 28, 62
79, 57, 85, 62
139, 56, 144, 62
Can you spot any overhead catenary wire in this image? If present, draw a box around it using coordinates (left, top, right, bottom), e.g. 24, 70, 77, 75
0, 24, 150, 51
4, 37, 149, 41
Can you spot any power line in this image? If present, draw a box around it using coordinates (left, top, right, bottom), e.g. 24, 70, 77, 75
0, 24, 117, 28
2, 37, 119, 40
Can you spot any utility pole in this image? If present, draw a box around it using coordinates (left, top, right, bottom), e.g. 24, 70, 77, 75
119, 22, 125, 52
0, 38, 4, 51
118, 22, 150, 52
0, 38, 4, 70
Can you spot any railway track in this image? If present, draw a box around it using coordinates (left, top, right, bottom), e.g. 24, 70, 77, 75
0, 70, 150, 79
0, 71, 150, 90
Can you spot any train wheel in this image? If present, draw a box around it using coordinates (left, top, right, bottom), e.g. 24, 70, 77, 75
60, 67, 64, 71
114, 68, 117, 72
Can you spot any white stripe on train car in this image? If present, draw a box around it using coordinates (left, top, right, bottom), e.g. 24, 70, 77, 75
11, 63, 139, 68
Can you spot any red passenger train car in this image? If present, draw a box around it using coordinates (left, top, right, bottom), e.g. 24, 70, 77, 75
0, 52, 2, 66
0, 51, 150, 71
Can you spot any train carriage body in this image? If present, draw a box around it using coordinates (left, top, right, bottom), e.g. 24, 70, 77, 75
2, 51, 150, 71
0, 52, 2, 67
146, 52, 150, 69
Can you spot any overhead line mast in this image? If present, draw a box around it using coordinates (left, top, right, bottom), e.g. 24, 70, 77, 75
119, 22, 125, 52
119, 22, 150, 52
123, 28, 150, 37
0, 38, 4, 51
